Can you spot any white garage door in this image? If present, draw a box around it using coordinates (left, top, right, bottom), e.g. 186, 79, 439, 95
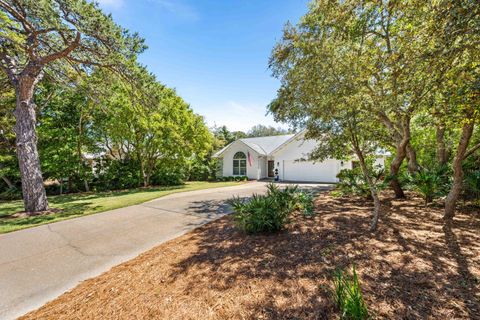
283, 159, 339, 183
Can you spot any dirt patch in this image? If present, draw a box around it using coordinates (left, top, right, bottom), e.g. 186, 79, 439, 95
7, 208, 62, 219
21, 192, 480, 319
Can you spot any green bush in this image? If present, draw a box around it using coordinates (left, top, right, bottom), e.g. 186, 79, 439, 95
332, 265, 369, 320
93, 159, 142, 191
295, 191, 315, 216
406, 167, 450, 204
336, 165, 384, 199
0, 187, 21, 201
463, 168, 480, 202
228, 183, 303, 234
217, 176, 248, 182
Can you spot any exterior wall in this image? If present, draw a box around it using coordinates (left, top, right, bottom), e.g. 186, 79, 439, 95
258, 156, 267, 179
217, 132, 387, 183
220, 141, 265, 180
272, 134, 352, 183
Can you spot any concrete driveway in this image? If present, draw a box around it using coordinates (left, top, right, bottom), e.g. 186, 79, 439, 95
0, 181, 331, 319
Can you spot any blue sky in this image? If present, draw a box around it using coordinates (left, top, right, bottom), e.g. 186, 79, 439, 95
97, 0, 310, 132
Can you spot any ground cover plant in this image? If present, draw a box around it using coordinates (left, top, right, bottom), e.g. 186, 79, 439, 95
333, 265, 370, 320
20, 191, 479, 319
228, 183, 314, 233
0, 181, 241, 233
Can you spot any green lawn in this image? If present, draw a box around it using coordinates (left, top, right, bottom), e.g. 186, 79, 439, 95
0, 181, 242, 234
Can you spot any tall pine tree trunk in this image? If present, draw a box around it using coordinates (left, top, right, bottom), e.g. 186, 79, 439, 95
13, 76, 48, 212
444, 119, 474, 220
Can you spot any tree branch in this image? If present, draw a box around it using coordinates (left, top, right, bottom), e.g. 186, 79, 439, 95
0, 50, 18, 83
39, 31, 81, 64
464, 142, 480, 160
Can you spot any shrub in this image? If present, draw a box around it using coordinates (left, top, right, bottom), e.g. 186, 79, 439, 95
405, 166, 450, 204
0, 187, 21, 201
295, 191, 315, 216
228, 183, 300, 234
217, 176, 248, 182
332, 265, 369, 320
93, 159, 141, 190
463, 169, 480, 202
336, 165, 385, 199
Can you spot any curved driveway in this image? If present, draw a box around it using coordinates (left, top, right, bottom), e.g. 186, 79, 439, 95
0, 181, 330, 319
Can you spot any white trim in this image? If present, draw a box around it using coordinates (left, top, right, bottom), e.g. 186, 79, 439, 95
269, 129, 307, 156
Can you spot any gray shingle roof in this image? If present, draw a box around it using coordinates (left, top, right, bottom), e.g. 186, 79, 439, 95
213, 134, 295, 157
239, 134, 294, 155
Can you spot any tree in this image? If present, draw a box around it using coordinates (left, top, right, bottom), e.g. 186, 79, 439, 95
0, 0, 144, 212
212, 125, 246, 145
269, 0, 393, 230
95, 67, 213, 187
420, 0, 480, 220
0, 75, 16, 190
246, 124, 291, 137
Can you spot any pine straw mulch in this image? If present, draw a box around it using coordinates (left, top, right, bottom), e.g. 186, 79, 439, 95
21, 192, 480, 320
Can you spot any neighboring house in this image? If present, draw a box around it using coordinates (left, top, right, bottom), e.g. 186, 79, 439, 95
213, 129, 386, 183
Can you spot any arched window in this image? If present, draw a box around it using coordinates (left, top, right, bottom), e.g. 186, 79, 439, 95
233, 152, 247, 176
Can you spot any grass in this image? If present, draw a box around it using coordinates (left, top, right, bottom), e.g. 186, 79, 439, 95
0, 181, 242, 234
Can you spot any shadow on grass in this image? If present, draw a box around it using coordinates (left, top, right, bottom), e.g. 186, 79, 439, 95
168, 194, 480, 319
0, 184, 192, 232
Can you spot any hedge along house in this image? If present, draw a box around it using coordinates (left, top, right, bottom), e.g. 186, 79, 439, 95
213, 129, 386, 183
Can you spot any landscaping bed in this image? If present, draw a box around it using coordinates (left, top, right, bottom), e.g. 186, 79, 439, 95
21, 192, 479, 319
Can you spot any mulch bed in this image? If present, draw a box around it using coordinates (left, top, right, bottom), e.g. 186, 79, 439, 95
21, 192, 480, 319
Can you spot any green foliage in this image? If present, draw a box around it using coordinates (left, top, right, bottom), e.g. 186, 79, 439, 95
0, 0, 145, 80
246, 124, 291, 137
295, 191, 315, 216
229, 183, 304, 234
94, 160, 142, 191
463, 169, 480, 202
217, 176, 248, 182
337, 165, 385, 199
0, 187, 21, 201
405, 167, 451, 204
332, 265, 370, 320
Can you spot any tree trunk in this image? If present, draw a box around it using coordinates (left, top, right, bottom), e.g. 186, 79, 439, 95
354, 146, 381, 231
436, 125, 448, 166
406, 144, 419, 173
388, 117, 411, 198
13, 77, 48, 212
389, 148, 406, 198
444, 119, 475, 220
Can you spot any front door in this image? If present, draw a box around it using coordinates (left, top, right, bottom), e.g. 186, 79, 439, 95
268, 161, 275, 177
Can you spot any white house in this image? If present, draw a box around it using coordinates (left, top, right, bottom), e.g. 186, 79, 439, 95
213, 130, 385, 183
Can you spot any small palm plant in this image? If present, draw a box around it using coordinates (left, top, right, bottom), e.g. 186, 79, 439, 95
332, 265, 369, 320
408, 167, 449, 205
228, 183, 311, 234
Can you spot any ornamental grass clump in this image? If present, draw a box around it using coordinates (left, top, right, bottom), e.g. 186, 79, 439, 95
228, 183, 303, 234
332, 265, 370, 320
